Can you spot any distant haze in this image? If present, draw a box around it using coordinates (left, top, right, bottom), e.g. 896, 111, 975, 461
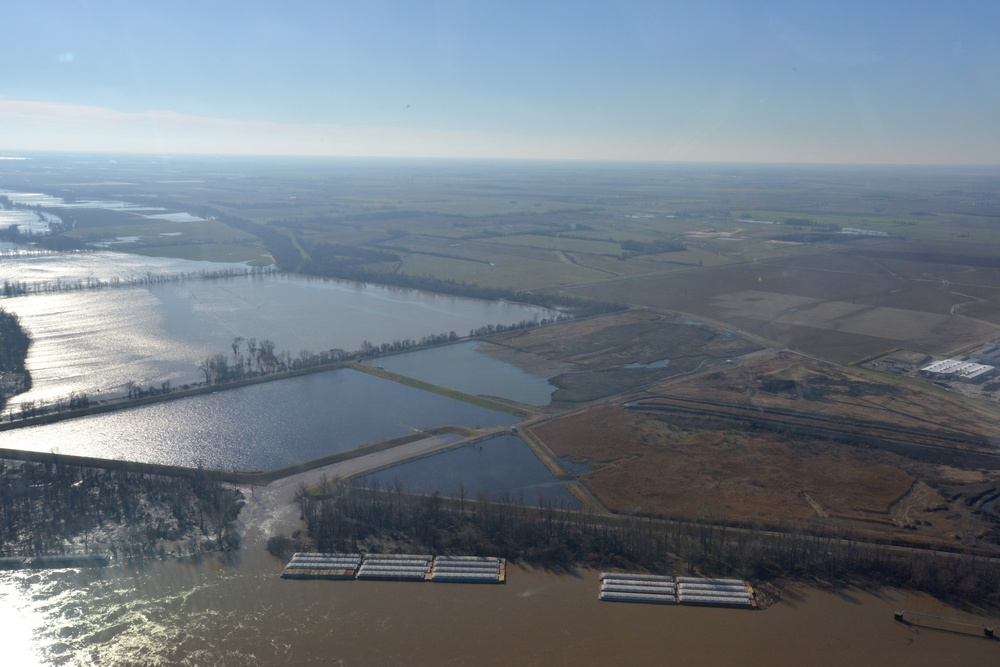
1, 2, 998, 164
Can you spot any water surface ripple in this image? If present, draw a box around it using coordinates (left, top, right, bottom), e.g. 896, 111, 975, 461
0, 369, 518, 470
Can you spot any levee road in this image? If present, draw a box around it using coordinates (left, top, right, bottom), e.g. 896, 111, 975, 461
0, 424, 497, 486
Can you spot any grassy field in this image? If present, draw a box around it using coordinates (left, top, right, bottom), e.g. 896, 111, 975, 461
398, 251, 609, 290
532, 404, 918, 530
492, 234, 624, 255
59, 214, 268, 264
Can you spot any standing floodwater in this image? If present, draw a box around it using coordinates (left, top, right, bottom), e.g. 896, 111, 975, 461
0, 369, 519, 470
367, 341, 558, 406
363, 434, 580, 507
1, 252, 553, 409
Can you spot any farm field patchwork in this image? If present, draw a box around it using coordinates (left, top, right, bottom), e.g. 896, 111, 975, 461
567, 242, 1000, 363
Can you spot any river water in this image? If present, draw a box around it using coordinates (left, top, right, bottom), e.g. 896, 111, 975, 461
2, 455, 995, 666
2, 554, 995, 666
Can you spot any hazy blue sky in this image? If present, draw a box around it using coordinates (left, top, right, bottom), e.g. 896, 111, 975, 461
2, 1, 998, 163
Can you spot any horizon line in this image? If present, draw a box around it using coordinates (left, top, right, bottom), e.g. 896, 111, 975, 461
1, 149, 998, 169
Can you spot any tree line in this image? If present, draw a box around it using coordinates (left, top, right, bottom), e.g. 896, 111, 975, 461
2, 265, 274, 298
284, 478, 1000, 610
9, 391, 90, 421
0, 222, 85, 250
215, 211, 624, 317
619, 239, 687, 255
198, 317, 557, 385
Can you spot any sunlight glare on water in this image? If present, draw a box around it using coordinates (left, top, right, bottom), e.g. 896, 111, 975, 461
0, 576, 48, 666
3, 253, 552, 410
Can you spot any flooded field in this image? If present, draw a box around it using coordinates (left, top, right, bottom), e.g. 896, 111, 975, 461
0, 208, 60, 235
363, 434, 580, 507
0, 369, 519, 470
367, 341, 557, 406
2, 252, 552, 409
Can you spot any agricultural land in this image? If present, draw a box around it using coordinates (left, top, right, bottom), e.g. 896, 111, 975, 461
5, 156, 1000, 566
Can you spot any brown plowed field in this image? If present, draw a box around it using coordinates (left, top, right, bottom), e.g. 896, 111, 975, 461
567, 241, 1000, 363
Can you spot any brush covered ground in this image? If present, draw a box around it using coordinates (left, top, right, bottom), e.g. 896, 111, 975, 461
531, 352, 1000, 551
485, 308, 763, 405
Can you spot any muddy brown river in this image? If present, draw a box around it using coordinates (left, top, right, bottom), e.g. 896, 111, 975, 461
2, 464, 996, 666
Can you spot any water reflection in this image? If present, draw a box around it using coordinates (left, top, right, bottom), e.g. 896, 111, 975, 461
0, 369, 519, 470
0, 191, 162, 211
3, 261, 552, 408
2, 248, 234, 286
0, 208, 60, 235
363, 434, 580, 508
368, 341, 556, 406
2, 557, 996, 666
0, 576, 46, 666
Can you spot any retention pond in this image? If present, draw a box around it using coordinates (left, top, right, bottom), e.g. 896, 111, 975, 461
0, 369, 519, 471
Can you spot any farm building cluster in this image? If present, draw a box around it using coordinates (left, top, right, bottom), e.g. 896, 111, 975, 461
919, 344, 1000, 383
